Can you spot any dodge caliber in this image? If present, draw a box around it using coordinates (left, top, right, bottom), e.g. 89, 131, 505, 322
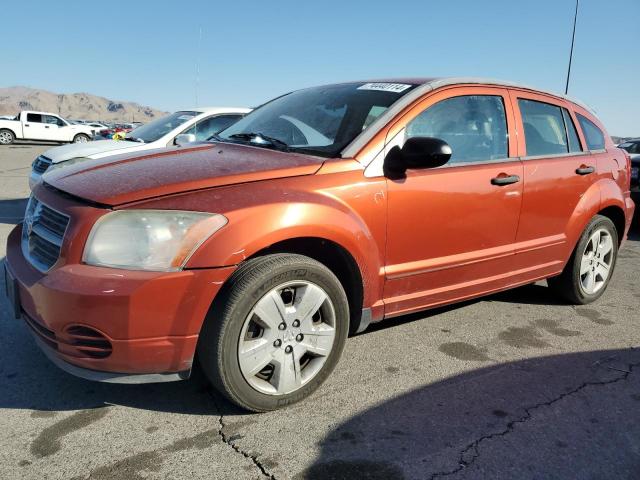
5, 78, 635, 411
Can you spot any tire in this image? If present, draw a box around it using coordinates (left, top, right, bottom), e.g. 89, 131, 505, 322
0, 129, 15, 145
198, 253, 349, 412
548, 215, 618, 304
72, 134, 90, 143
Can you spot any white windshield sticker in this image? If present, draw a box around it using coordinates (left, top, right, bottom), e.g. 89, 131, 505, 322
357, 83, 412, 93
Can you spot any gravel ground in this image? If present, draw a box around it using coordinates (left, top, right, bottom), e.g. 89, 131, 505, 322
1, 143, 639, 480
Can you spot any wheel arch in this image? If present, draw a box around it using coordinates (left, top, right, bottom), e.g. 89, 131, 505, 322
246, 237, 365, 335
597, 204, 626, 245
565, 179, 628, 255
0, 127, 16, 139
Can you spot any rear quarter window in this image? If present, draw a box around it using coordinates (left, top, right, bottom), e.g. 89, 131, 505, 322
576, 114, 605, 150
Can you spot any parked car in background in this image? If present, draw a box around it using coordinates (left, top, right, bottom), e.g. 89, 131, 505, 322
6, 78, 634, 412
85, 122, 109, 131
29, 107, 250, 187
0, 111, 96, 145
617, 139, 639, 192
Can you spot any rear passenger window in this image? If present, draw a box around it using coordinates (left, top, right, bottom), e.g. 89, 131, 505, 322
26, 113, 43, 123
518, 99, 569, 156
406, 95, 508, 164
562, 109, 582, 153
576, 114, 605, 150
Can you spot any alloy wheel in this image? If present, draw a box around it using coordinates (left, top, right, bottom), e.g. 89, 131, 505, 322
579, 228, 613, 294
0, 131, 12, 144
238, 280, 336, 395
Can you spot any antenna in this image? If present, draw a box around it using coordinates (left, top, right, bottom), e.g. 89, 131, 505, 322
565, 0, 579, 95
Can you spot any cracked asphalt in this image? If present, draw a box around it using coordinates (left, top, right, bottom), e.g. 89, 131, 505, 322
1, 144, 639, 480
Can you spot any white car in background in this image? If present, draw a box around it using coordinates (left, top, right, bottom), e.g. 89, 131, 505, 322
85, 122, 109, 131
30, 107, 250, 188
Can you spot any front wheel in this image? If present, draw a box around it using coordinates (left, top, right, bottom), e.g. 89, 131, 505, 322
0, 129, 15, 145
72, 134, 90, 143
548, 215, 618, 304
198, 254, 349, 412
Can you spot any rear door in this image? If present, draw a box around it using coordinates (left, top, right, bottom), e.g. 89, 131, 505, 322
508, 90, 597, 274
23, 113, 48, 140
383, 87, 524, 316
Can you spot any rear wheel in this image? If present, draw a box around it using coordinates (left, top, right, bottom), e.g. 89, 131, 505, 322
198, 254, 349, 412
73, 134, 90, 143
548, 215, 618, 304
0, 129, 15, 145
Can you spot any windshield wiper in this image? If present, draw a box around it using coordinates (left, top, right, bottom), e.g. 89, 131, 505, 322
228, 133, 290, 151
124, 136, 145, 143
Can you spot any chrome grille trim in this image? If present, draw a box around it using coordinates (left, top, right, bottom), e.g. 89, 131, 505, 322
21, 196, 70, 272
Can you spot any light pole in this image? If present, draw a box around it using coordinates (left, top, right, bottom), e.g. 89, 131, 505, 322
565, 0, 579, 95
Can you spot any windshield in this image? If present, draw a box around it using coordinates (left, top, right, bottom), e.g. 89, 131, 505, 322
217, 82, 417, 157
125, 111, 198, 143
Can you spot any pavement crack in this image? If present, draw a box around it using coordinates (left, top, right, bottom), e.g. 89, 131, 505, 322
210, 394, 276, 480
428, 359, 640, 479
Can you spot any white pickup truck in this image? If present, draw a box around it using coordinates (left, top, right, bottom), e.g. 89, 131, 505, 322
29, 106, 250, 188
0, 111, 97, 145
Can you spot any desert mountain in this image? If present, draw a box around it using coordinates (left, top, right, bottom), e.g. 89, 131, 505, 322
0, 86, 167, 122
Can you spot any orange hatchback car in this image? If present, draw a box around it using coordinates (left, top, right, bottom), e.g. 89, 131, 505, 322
5, 78, 635, 411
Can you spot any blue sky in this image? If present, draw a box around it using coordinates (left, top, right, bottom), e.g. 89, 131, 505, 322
3, 0, 638, 136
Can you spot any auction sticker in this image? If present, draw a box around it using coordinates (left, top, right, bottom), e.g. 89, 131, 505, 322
357, 83, 412, 93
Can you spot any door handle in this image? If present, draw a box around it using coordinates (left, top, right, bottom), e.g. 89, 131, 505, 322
491, 174, 520, 186
576, 165, 595, 175
25, 124, 29, 127
44, 126, 50, 129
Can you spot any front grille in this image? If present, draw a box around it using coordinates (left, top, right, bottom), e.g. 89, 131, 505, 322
22, 196, 69, 271
32, 156, 52, 174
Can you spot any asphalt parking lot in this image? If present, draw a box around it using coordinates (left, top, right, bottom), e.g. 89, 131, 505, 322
1, 143, 639, 480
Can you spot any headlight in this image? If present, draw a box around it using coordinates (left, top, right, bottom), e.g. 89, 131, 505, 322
83, 210, 227, 271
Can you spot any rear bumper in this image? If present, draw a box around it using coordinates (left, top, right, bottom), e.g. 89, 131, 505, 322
6, 224, 236, 382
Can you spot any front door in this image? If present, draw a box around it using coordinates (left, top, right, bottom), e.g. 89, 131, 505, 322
42, 115, 66, 141
383, 88, 523, 317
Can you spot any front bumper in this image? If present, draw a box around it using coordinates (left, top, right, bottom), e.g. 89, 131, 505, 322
6, 224, 236, 382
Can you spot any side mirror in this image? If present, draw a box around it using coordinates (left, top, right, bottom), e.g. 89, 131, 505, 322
384, 137, 452, 179
175, 133, 196, 146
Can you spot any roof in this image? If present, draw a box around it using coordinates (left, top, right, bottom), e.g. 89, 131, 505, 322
183, 107, 252, 114
341, 76, 595, 158
353, 77, 591, 111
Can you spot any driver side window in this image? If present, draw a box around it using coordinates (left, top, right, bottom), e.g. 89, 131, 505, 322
183, 114, 244, 141
406, 95, 508, 164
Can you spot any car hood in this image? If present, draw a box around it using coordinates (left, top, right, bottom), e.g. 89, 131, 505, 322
43, 142, 325, 206
43, 140, 144, 163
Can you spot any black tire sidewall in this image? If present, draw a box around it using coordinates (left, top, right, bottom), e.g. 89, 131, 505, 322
204, 255, 349, 412
571, 216, 618, 303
